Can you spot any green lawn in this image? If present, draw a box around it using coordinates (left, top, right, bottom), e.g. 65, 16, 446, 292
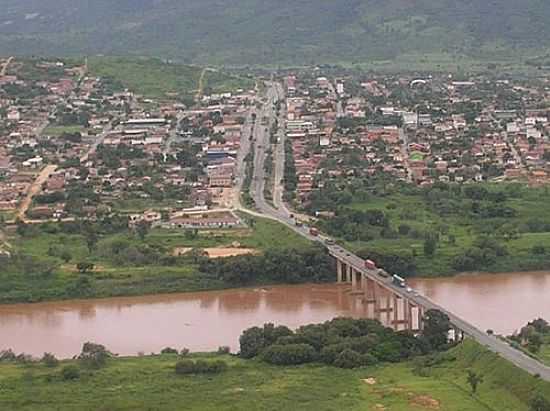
43, 125, 86, 136
0, 340, 547, 411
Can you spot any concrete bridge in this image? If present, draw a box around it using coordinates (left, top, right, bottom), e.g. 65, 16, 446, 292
327, 244, 550, 380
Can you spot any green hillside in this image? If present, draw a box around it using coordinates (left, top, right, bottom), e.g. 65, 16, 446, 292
87, 57, 254, 99
0, 0, 549, 68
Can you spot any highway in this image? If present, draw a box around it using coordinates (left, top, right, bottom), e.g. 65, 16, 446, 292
244, 81, 550, 382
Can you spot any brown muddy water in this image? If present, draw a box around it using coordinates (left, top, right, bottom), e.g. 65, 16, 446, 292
1, 271, 550, 358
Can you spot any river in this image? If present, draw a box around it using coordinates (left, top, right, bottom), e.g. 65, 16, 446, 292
1, 271, 550, 358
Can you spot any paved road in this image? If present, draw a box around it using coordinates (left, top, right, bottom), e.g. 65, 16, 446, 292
245, 81, 550, 382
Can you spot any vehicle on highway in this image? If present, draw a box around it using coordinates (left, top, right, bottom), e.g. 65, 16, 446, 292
309, 227, 319, 236
392, 275, 406, 288
377, 269, 389, 278
364, 259, 377, 270
325, 238, 335, 245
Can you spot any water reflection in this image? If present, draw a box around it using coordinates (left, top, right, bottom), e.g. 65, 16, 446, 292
410, 271, 550, 335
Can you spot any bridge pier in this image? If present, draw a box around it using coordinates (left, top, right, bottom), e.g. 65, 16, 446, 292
333, 254, 431, 333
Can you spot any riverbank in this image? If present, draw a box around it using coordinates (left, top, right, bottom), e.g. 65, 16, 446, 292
0, 340, 547, 411
0, 215, 317, 304
4, 196, 550, 306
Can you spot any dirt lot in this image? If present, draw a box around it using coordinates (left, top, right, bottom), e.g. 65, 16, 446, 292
173, 247, 258, 258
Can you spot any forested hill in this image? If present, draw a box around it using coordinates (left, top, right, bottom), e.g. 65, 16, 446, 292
1, 0, 549, 66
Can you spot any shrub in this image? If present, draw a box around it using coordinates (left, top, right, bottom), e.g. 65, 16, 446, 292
180, 348, 190, 356
42, 352, 59, 368
0, 349, 16, 362
160, 347, 179, 355
262, 344, 317, 365
78, 342, 110, 369
239, 326, 265, 358
532, 245, 546, 255
217, 346, 231, 355
175, 359, 227, 375
334, 349, 364, 369
15, 353, 34, 364
61, 365, 80, 380
320, 343, 353, 365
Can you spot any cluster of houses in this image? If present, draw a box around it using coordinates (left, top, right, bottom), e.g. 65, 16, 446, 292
0, 57, 257, 227
0, 59, 86, 214
282, 71, 550, 207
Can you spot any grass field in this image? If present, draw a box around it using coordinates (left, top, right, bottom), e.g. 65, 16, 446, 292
0, 340, 547, 411
88, 56, 254, 99
43, 125, 86, 136
536, 337, 550, 367
0, 214, 312, 303
339, 184, 550, 276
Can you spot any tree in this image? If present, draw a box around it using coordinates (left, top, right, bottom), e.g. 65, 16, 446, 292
239, 326, 265, 358
530, 392, 550, 411
76, 262, 95, 274
532, 245, 546, 256
61, 365, 80, 380
184, 229, 199, 240
60, 250, 72, 263
423, 234, 438, 257
466, 370, 483, 394
187, 248, 208, 263
42, 352, 59, 367
78, 342, 110, 369
261, 343, 317, 365
84, 229, 98, 254
422, 309, 451, 350
135, 220, 151, 241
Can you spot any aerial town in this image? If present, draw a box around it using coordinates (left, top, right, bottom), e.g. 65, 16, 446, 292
4, 0, 550, 408
283, 72, 550, 208
2, 58, 550, 233
0, 58, 256, 230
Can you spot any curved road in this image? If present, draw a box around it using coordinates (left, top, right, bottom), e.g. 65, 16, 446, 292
244, 82, 550, 382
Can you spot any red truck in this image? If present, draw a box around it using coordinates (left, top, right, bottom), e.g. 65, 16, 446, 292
309, 228, 319, 236
365, 259, 377, 270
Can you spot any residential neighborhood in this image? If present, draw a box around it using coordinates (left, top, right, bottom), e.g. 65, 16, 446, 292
0, 57, 257, 230
279, 70, 550, 209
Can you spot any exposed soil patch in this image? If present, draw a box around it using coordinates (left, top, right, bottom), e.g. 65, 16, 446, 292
410, 394, 440, 409
173, 247, 258, 258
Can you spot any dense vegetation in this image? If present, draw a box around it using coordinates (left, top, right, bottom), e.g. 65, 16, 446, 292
200, 244, 332, 285
0, 338, 548, 410
239, 313, 453, 367
1, 1, 549, 68
309, 179, 550, 276
509, 318, 550, 367
0, 214, 317, 303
